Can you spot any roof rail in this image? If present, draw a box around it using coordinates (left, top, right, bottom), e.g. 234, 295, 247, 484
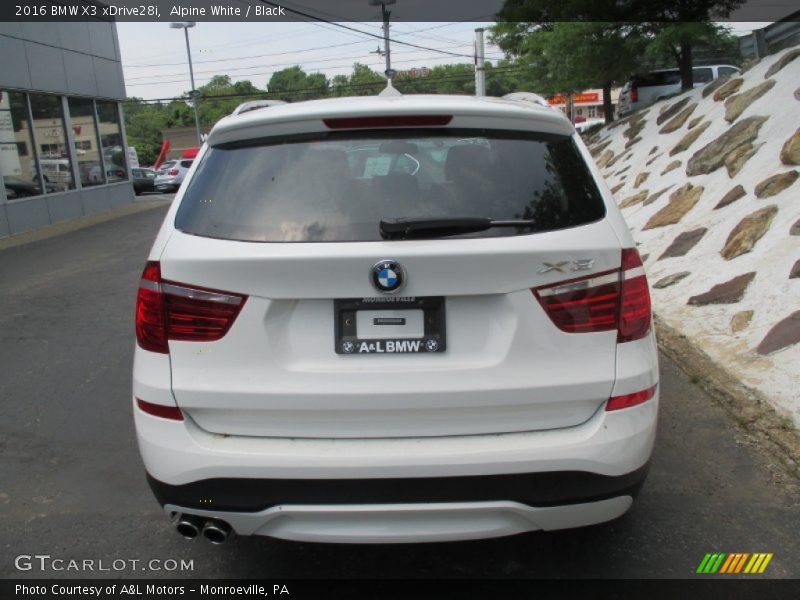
502, 92, 552, 108
231, 99, 287, 116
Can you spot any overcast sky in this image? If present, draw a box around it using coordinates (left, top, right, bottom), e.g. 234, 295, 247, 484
116, 21, 770, 101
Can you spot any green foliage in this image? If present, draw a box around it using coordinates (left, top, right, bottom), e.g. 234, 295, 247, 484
331, 63, 385, 96
267, 66, 329, 101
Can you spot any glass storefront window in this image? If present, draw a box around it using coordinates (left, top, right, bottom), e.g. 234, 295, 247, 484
1, 90, 42, 200
29, 93, 76, 192
96, 101, 127, 182
68, 98, 105, 187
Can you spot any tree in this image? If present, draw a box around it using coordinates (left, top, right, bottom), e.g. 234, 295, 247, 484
638, 21, 740, 90
492, 19, 643, 123
330, 63, 385, 96
267, 66, 328, 101
493, 0, 745, 94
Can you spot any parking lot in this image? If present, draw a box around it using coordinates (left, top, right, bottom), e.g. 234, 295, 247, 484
1, 205, 799, 579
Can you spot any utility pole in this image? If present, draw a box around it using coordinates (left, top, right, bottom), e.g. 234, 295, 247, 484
369, 0, 396, 80
474, 28, 486, 96
170, 21, 202, 146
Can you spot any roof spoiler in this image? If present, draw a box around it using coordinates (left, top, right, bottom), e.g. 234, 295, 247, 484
502, 92, 552, 108
231, 99, 287, 116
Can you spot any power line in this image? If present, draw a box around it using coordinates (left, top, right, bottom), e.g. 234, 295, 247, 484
123, 39, 372, 68
124, 43, 485, 84
254, 1, 475, 58
125, 52, 493, 87
126, 65, 529, 102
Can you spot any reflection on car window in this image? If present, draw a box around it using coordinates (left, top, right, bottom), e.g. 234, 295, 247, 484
692, 67, 714, 83
175, 130, 606, 243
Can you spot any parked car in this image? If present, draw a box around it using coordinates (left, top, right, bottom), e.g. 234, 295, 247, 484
154, 159, 193, 192
617, 64, 740, 116
4, 175, 58, 197
132, 167, 156, 195
134, 94, 658, 545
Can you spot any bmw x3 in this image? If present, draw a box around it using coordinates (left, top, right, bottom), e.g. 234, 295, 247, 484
133, 93, 659, 544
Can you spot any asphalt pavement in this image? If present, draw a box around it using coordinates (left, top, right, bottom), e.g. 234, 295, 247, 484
1, 206, 799, 580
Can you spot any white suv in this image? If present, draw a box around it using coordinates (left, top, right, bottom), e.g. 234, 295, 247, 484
154, 159, 194, 192
133, 94, 659, 544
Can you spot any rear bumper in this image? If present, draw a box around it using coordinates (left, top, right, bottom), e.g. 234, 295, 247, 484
163, 496, 636, 543
148, 462, 649, 513
136, 391, 658, 483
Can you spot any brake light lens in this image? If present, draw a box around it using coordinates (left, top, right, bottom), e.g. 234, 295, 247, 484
606, 384, 657, 411
618, 248, 652, 343
323, 115, 453, 129
135, 261, 247, 354
167, 169, 179, 176
136, 398, 184, 421
630, 86, 639, 103
532, 248, 651, 343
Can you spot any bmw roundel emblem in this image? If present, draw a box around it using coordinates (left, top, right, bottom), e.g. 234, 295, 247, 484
371, 259, 405, 293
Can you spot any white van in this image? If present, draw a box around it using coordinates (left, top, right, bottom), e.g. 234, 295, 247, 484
617, 65, 740, 116
35, 158, 73, 190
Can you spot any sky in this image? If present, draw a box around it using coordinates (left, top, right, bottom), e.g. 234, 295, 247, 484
116, 21, 770, 101
116, 21, 506, 100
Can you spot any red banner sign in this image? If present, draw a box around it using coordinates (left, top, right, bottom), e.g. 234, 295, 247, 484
548, 92, 600, 105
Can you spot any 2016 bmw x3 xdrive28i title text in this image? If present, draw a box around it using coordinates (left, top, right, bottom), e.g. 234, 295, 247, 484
133, 93, 659, 544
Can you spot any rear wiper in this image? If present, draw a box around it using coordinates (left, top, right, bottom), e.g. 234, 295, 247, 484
379, 217, 536, 240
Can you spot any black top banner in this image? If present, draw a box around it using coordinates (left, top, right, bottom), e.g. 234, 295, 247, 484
2, 0, 799, 22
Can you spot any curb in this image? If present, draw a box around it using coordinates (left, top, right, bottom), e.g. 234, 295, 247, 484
655, 315, 800, 480
0, 197, 171, 253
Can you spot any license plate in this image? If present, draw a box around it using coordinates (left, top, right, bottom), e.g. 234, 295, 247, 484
334, 297, 446, 355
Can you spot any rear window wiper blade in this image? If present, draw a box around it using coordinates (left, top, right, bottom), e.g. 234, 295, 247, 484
379, 217, 536, 240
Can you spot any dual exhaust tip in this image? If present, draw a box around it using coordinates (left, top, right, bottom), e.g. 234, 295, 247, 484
175, 514, 231, 544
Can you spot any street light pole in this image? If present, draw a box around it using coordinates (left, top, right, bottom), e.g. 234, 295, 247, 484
170, 22, 202, 146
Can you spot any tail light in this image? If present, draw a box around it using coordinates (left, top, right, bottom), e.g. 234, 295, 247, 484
136, 397, 184, 421
167, 169, 179, 176
606, 384, 657, 411
135, 261, 247, 354
532, 248, 651, 343
630, 86, 639, 103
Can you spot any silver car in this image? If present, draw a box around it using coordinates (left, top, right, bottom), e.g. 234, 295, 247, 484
617, 64, 740, 116
154, 159, 194, 192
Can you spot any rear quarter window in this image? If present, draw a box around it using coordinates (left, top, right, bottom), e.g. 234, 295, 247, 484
175, 129, 606, 243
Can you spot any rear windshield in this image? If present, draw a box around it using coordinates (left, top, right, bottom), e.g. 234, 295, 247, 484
175, 129, 606, 242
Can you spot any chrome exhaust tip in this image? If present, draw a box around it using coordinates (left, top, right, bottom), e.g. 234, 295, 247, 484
202, 519, 231, 545
174, 514, 202, 540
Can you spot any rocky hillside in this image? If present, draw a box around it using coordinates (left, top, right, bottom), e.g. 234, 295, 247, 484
585, 46, 800, 425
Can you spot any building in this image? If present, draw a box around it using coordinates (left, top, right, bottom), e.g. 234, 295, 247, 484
547, 88, 621, 121
0, 19, 132, 239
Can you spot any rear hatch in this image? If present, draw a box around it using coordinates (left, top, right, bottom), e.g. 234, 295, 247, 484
157, 125, 627, 439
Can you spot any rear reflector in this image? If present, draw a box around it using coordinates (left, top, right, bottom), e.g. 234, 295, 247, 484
606, 385, 657, 411
136, 398, 184, 421
135, 261, 247, 354
532, 248, 652, 342
323, 115, 452, 129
